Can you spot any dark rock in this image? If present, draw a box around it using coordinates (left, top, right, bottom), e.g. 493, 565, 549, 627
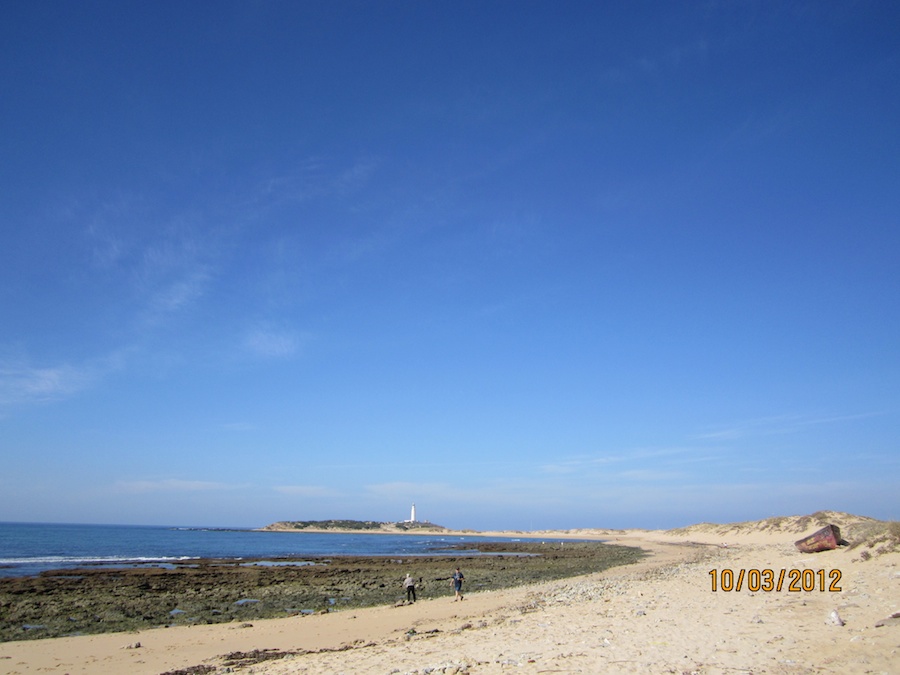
874, 612, 900, 628
0, 541, 645, 642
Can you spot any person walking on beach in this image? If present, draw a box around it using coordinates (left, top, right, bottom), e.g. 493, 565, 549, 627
451, 567, 464, 601
403, 573, 417, 603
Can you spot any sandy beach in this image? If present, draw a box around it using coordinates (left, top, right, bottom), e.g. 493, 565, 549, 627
1, 512, 897, 675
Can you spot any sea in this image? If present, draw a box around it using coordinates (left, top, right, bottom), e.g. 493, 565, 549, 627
0, 522, 529, 578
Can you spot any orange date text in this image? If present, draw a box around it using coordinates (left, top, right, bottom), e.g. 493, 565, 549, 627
708, 568, 842, 592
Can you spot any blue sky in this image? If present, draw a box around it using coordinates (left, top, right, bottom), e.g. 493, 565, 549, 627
1, 1, 898, 530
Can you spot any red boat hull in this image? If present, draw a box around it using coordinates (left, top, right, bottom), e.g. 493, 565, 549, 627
794, 524, 842, 553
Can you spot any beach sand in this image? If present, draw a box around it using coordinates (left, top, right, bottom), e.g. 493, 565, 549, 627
1, 514, 897, 674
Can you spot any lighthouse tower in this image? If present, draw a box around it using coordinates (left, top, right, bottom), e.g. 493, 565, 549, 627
410, 503, 417, 523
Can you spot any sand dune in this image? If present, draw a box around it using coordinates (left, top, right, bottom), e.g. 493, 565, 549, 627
1, 512, 897, 674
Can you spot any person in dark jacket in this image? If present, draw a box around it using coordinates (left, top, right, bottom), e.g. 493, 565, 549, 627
451, 567, 464, 601
403, 573, 417, 603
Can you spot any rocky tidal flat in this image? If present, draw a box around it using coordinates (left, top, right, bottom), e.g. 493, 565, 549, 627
0, 540, 645, 642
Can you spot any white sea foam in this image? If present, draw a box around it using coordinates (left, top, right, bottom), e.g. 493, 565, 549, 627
0, 555, 197, 565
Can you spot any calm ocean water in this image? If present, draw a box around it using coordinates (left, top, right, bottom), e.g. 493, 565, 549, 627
0, 522, 522, 578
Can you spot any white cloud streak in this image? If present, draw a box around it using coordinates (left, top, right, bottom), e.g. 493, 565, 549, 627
538, 446, 706, 475
0, 363, 91, 406
244, 327, 306, 358
0, 351, 127, 411
692, 412, 883, 441
273, 485, 337, 497
114, 479, 237, 494
145, 271, 211, 317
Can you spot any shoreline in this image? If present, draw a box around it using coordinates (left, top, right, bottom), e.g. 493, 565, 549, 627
1, 513, 897, 674
0, 526, 612, 582
0, 534, 684, 675
0, 539, 645, 643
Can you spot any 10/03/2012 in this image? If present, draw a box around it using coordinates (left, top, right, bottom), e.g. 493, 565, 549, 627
709, 568, 842, 592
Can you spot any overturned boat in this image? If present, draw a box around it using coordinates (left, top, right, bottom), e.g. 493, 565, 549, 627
795, 524, 842, 553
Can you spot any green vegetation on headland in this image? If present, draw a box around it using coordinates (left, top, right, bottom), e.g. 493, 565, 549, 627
0, 540, 645, 642
260, 519, 447, 532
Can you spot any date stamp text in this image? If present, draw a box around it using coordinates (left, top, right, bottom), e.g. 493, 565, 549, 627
709, 568, 842, 592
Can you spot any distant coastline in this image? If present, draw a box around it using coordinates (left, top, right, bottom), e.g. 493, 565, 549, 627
257, 519, 461, 535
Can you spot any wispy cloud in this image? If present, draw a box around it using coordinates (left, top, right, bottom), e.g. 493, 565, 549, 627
0, 363, 92, 406
222, 422, 255, 432
334, 157, 379, 194
145, 271, 211, 317
135, 226, 216, 326
273, 485, 337, 497
0, 351, 127, 411
601, 39, 709, 83
244, 326, 307, 359
82, 192, 146, 269
243, 155, 377, 214
539, 447, 702, 474
616, 468, 687, 482
114, 479, 237, 494
693, 412, 883, 441
363, 481, 531, 508
364, 481, 443, 497
243, 157, 326, 209
2, 202, 213, 413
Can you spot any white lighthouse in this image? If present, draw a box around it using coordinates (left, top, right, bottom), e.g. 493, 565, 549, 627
409, 503, 417, 523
